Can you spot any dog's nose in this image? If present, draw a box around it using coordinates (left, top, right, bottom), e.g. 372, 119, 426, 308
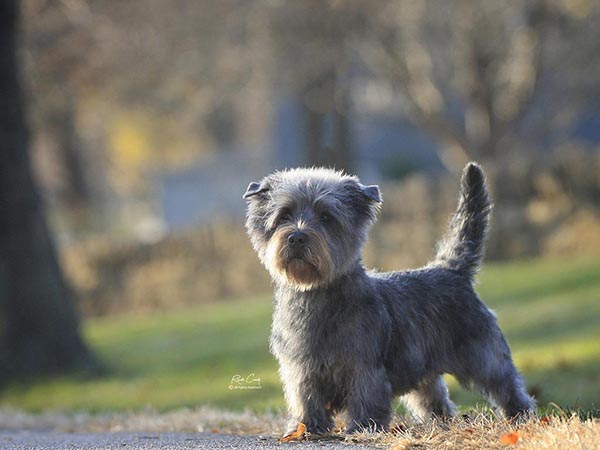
287, 231, 307, 247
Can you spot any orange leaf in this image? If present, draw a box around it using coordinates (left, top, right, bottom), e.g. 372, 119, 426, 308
464, 427, 474, 435
500, 431, 520, 445
324, 401, 331, 410
279, 423, 307, 442
540, 416, 552, 426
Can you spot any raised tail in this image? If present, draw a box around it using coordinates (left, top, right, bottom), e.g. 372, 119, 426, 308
432, 162, 492, 281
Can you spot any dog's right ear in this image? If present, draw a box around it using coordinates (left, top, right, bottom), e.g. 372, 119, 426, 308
243, 181, 270, 199
360, 184, 382, 203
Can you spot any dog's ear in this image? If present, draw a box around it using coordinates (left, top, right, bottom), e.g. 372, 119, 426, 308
360, 184, 382, 203
243, 180, 270, 199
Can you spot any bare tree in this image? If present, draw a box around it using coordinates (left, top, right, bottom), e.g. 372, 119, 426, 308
360, 0, 600, 171
0, 0, 92, 383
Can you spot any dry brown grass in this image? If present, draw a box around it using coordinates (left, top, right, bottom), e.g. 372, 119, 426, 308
1, 408, 598, 449
351, 413, 600, 450
0, 406, 286, 435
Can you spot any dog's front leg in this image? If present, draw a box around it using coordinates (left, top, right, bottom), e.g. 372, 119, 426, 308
279, 361, 333, 435
345, 365, 392, 434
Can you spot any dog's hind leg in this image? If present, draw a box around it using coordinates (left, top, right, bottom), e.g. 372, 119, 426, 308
474, 359, 535, 419
455, 335, 536, 419
401, 375, 457, 421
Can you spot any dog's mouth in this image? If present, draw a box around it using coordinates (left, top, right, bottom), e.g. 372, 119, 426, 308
285, 257, 320, 284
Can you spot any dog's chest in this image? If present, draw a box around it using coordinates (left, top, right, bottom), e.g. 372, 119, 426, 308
270, 297, 351, 366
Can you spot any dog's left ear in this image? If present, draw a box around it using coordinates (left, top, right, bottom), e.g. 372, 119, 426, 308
243, 181, 270, 199
360, 184, 382, 203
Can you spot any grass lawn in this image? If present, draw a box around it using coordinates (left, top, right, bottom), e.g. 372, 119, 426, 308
1, 256, 599, 414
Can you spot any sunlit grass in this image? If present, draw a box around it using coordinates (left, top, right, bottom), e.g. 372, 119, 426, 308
1, 257, 599, 413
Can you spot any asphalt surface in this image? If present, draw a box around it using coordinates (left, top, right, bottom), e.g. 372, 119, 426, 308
0, 430, 380, 450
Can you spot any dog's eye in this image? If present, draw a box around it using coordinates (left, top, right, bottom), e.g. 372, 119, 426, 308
277, 212, 291, 225
319, 213, 331, 223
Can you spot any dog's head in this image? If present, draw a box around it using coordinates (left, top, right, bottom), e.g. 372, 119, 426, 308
243, 167, 381, 291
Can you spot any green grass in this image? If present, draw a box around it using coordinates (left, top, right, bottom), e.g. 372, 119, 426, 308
1, 257, 599, 413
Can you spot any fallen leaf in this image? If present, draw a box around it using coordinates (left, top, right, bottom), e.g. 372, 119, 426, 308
211, 428, 220, 434
539, 416, 552, 426
279, 423, 307, 442
325, 401, 331, 410
464, 427, 474, 435
500, 431, 520, 445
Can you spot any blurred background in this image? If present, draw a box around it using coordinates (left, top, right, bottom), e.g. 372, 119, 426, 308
0, 0, 599, 415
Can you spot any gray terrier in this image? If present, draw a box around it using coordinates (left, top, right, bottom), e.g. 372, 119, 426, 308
243, 163, 535, 434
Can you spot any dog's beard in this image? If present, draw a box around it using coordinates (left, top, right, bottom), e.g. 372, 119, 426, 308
265, 225, 333, 291
285, 257, 320, 285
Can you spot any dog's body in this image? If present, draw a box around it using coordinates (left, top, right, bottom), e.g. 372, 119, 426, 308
244, 164, 535, 434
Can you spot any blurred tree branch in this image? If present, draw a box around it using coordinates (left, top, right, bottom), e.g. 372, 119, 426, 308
358, 0, 600, 172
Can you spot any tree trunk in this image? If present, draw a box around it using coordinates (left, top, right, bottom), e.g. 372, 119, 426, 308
331, 82, 352, 172
300, 68, 353, 170
0, 0, 92, 384
52, 95, 90, 211
302, 99, 324, 166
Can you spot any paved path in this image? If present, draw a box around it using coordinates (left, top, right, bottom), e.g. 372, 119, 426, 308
0, 430, 379, 449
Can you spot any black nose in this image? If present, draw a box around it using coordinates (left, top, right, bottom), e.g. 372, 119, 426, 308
287, 231, 307, 247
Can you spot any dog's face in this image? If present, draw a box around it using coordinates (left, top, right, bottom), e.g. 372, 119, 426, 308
244, 168, 381, 291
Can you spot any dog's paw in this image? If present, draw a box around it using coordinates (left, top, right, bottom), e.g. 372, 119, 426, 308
345, 420, 387, 435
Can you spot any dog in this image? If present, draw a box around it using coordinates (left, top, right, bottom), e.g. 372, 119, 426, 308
243, 163, 535, 435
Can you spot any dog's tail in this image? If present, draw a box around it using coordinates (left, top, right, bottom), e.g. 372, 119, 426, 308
432, 162, 492, 281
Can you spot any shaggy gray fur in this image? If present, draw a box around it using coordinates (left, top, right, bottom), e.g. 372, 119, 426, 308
244, 163, 535, 434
